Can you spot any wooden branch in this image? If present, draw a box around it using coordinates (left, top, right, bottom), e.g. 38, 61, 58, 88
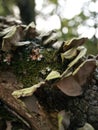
0, 71, 56, 130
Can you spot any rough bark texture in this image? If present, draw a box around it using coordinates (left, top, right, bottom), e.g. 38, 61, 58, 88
0, 71, 57, 130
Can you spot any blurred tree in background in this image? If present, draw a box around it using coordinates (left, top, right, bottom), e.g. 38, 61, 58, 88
0, 0, 35, 24
0, 0, 98, 54
17, 0, 35, 24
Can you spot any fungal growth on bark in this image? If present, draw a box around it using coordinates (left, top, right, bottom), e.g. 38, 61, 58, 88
0, 16, 98, 130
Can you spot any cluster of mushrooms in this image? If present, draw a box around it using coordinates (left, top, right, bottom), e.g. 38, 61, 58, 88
0, 17, 98, 130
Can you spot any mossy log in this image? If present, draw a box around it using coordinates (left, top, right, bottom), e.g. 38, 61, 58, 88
0, 17, 98, 130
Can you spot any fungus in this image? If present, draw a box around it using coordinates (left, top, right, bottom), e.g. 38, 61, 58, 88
56, 59, 96, 96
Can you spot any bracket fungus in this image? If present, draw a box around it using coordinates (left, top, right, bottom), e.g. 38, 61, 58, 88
56, 59, 96, 96
62, 37, 88, 52
0, 18, 98, 130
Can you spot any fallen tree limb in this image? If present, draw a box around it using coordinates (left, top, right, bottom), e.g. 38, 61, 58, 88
0, 18, 98, 130
0, 72, 56, 130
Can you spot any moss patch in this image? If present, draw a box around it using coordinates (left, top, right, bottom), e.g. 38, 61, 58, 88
10, 48, 62, 88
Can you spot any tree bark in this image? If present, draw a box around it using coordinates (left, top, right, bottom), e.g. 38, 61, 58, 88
17, 0, 35, 24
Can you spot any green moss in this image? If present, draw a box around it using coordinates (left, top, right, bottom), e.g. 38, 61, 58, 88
84, 40, 98, 55
11, 48, 62, 88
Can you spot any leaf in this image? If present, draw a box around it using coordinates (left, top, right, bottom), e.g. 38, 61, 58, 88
63, 37, 88, 51
46, 71, 61, 80
61, 47, 77, 62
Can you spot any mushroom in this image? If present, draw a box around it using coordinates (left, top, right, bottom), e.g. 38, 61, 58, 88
62, 37, 88, 52
56, 59, 96, 96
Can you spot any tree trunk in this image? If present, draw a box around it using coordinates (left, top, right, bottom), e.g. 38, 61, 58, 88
17, 0, 35, 24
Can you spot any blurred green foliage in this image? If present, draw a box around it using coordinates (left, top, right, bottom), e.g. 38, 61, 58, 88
85, 40, 98, 55
0, 0, 98, 55
0, 0, 15, 15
